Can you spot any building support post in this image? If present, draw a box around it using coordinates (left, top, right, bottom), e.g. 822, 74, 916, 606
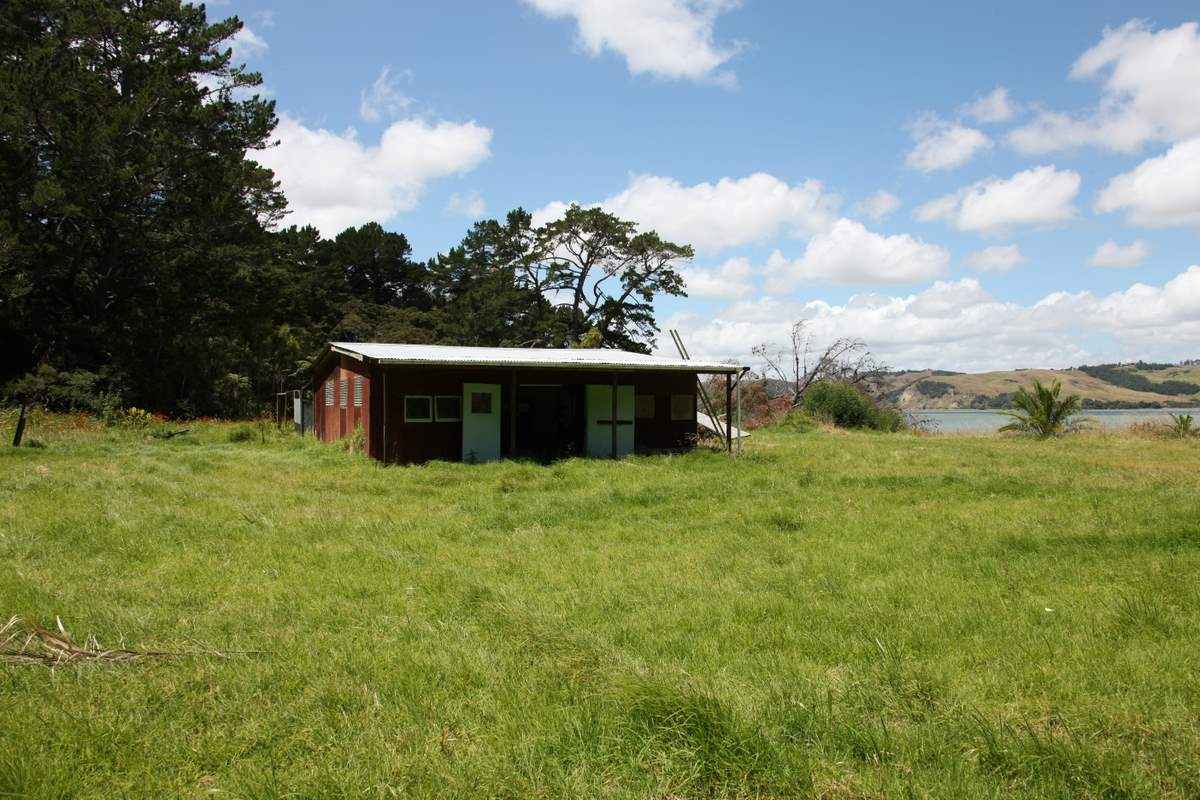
725, 372, 733, 453
611, 371, 618, 459
509, 369, 518, 460
736, 371, 742, 456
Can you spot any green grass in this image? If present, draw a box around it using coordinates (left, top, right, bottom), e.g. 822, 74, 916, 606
1, 418, 1199, 798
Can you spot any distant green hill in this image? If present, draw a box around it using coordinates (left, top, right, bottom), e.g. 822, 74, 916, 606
883, 362, 1200, 410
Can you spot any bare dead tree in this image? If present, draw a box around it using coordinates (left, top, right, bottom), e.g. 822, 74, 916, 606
753, 321, 889, 407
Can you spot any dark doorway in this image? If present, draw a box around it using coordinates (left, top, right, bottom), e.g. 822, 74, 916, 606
515, 385, 584, 461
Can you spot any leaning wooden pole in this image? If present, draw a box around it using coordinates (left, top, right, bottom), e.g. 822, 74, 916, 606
669, 329, 725, 440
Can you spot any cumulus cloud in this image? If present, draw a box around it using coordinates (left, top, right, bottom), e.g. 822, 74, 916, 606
764, 218, 950, 289
523, 0, 744, 85
255, 113, 493, 235
1009, 20, 1200, 154
905, 113, 991, 171
229, 25, 268, 61
965, 244, 1026, 273
533, 172, 839, 255
960, 87, 1018, 124
359, 66, 414, 122
680, 257, 755, 299
446, 191, 487, 219
915, 165, 1081, 236
662, 266, 1200, 371
855, 190, 901, 221
1089, 239, 1150, 268
1095, 137, 1200, 228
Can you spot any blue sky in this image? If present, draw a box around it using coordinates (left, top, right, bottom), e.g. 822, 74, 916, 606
217, 1, 1200, 371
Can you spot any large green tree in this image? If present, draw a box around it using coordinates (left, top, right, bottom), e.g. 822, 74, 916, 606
1, 0, 283, 414
538, 204, 690, 352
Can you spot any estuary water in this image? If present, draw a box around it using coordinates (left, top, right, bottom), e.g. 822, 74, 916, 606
912, 408, 1200, 434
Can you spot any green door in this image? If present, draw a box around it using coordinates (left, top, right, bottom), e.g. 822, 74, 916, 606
462, 383, 501, 462
585, 384, 634, 457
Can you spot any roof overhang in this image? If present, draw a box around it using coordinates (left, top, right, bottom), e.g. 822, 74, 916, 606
318, 342, 746, 376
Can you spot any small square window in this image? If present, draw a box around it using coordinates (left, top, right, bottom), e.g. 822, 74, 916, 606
353, 376, 364, 407
404, 396, 432, 422
670, 394, 694, 421
635, 394, 655, 419
470, 391, 492, 414
339, 379, 348, 409
435, 395, 461, 422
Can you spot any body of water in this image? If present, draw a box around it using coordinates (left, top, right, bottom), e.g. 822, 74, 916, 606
912, 408, 1200, 433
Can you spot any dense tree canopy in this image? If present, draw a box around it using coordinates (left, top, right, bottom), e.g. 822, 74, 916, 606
1, 1, 692, 417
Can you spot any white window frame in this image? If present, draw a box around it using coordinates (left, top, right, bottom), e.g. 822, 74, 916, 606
353, 376, 364, 407
434, 395, 462, 422
404, 395, 433, 423
324, 379, 334, 406
339, 378, 348, 409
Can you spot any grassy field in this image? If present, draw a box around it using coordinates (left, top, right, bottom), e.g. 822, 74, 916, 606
2, 416, 1199, 798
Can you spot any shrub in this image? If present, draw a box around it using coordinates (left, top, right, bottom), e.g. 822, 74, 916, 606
801, 380, 905, 431
227, 425, 255, 443
343, 423, 366, 453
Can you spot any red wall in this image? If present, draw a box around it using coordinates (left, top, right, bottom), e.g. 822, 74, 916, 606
313, 356, 372, 455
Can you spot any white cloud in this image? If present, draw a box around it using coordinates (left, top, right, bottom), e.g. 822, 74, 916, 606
764, 218, 950, 289
229, 25, 268, 62
960, 87, 1018, 124
905, 114, 991, 172
680, 257, 755, 299
907, 278, 993, 318
915, 165, 1081, 236
1009, 20, 1200, 154
855, 190, 901, 221
1095, 137, 1200, 228
534, 172, 839, 255
256, 113, 493, 235
1089, 239, 1150, 268
523, 0, 744, 85
446, 191, 487, 219
965, 244, 1026, 273
359, 66, 414, 122
662, 266, 1200, 371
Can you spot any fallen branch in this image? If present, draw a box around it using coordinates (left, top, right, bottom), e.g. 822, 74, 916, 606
0, 616, 262, 667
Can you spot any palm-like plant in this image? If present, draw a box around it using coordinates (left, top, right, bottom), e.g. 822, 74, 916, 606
998, 380, 1090, 438
1166, 412, 1196, 438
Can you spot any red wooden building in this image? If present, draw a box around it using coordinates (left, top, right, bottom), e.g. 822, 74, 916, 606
311, 342, 746, 465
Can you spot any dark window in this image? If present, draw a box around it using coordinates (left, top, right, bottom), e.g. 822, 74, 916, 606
635, 394, 655, 419
435, 395, 461, 421
339, 379, 348, 409
353, 376, 364, 407
470, 391, 492, 414
404, 396, 432, 422
670, 394, 694, 421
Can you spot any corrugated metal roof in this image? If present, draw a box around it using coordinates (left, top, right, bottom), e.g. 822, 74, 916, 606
329, 342, 743, 373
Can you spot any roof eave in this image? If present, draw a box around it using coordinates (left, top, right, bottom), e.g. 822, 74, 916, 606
372, 358, 743, 374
